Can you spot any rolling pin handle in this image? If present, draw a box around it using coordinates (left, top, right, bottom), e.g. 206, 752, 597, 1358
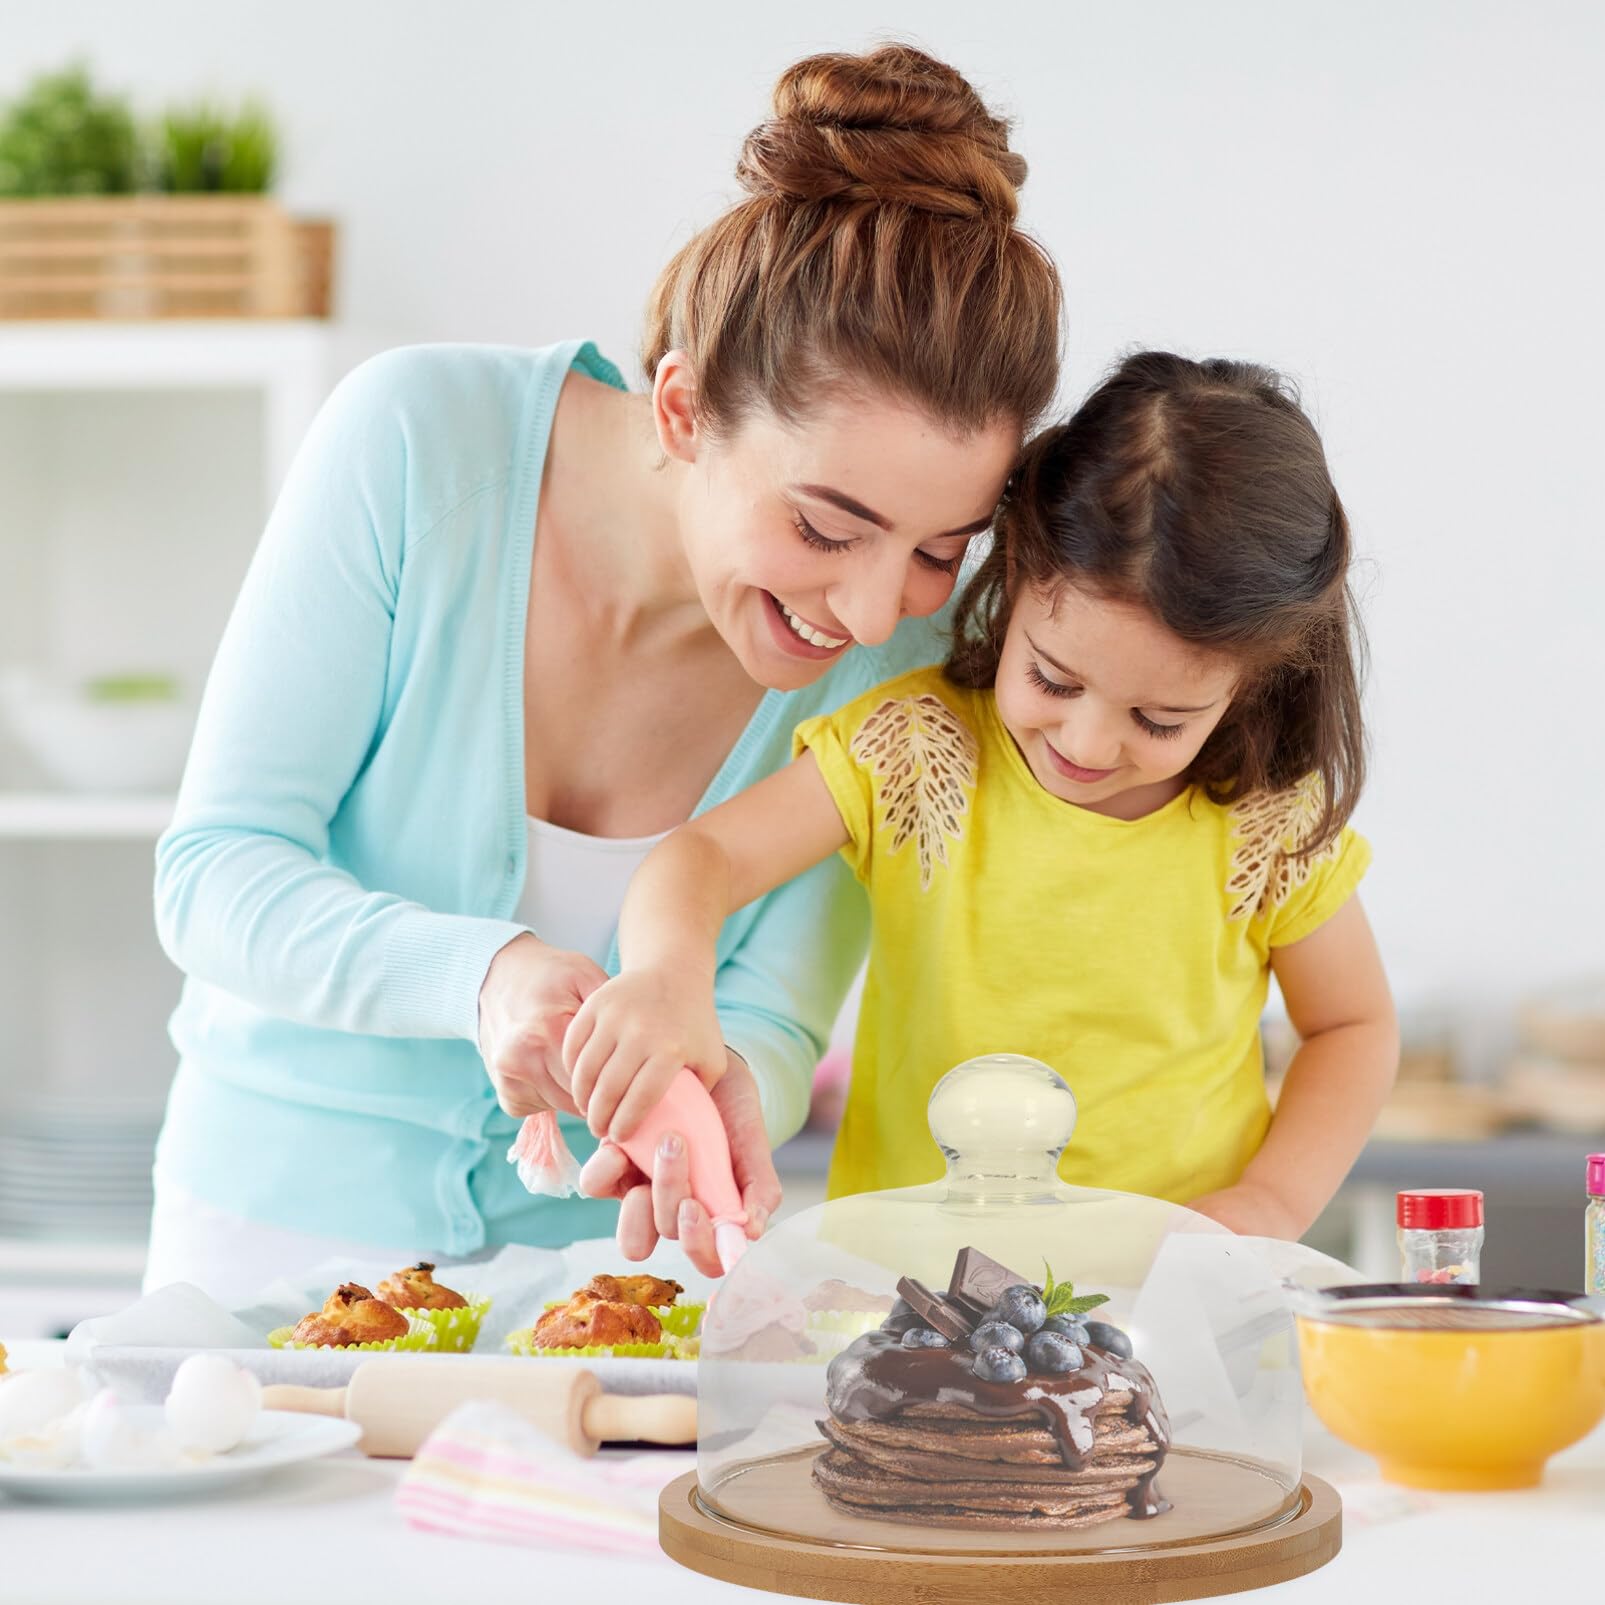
260, 1383, 349, 1419
582, 1391, 698, 1449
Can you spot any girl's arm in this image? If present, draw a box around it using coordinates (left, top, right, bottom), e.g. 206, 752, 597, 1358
1190, 894, 1399, 1239
564, 751, 850, 1141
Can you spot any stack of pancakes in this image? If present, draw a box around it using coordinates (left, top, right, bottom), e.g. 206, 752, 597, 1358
814, 1385, 1165, 1530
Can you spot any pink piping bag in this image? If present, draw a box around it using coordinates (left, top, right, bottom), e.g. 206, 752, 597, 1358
508, 1068, 748, 1273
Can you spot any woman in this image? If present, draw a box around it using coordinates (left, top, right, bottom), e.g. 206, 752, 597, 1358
147, 44, 1062, 1300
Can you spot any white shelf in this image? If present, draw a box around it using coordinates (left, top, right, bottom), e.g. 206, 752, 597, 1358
0, 320, 333, 493
0, 1235, 146, 1284
0, 319, 330, 390
0, 792, 174, 839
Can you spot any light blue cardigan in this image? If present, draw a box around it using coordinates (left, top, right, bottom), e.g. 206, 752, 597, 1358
153, 340, 948, 1253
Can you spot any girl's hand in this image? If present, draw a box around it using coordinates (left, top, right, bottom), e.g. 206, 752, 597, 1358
576, 1050, 780, 1277
562, 966, 727, 1142
477, 934, 608, 1118
1188, 1181, 1304, 1240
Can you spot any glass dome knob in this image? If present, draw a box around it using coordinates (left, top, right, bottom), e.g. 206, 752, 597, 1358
927, 1053, 1078, 1200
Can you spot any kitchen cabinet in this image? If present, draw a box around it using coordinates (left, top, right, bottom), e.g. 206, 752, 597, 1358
0, 321, 331, 1325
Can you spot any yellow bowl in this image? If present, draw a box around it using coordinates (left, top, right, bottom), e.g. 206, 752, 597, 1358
1296, 1286, 1605, 1490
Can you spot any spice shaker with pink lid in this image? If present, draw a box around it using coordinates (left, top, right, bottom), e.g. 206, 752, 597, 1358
1586, 1155, 1605, 1295
1396, 1188, 1483, 1284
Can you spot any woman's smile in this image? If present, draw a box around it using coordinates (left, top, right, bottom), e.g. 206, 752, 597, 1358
764, 591, 852, 657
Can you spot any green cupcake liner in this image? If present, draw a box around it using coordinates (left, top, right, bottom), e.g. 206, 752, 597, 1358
804, 1309, 887, 1336
267, 1312, 436, 1353
396, 1297, 492, 1354
656, 1302, 705, 1339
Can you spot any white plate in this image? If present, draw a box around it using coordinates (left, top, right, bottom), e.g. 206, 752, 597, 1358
0, 1409, 361, 1503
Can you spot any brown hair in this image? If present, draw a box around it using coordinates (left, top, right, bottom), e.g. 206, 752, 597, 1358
643, 44, 1061, 437
949, 351, 1366, 851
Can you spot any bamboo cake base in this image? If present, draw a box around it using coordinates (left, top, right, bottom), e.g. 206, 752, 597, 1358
660, 1446, 1341, 1603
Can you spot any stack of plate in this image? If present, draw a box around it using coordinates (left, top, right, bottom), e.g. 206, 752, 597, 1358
0, 1098, 162, 1242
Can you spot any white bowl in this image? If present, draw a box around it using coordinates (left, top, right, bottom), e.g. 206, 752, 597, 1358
0, 671, 195, 794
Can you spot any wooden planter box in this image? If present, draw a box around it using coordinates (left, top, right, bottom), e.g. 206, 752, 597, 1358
0, 195, 335, 320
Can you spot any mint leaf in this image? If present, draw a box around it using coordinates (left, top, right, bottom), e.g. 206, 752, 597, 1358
1058, 1293, 1110, 1317
1041, 1267, 1110, 1321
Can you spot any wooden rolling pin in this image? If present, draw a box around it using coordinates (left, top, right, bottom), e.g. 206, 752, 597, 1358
262, 1355, 696, 1459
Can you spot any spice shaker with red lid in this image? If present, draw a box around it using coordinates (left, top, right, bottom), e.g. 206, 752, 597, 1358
1396, 1188, 1483, 1284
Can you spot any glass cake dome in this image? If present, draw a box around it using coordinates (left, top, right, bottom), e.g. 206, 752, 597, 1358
694, 1054, 1309, 1556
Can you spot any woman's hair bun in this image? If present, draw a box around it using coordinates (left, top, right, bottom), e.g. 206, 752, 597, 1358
736, 43, 1027, 222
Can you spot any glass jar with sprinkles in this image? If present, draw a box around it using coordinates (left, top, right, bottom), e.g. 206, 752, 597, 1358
1396, 1189, 1483, 1284
1586, 1155, 1605, 1296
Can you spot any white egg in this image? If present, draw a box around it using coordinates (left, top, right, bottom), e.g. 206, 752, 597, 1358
163, 1354, 261, 1454
78, 1389, 180, 1471
0, 1367, 90, 1443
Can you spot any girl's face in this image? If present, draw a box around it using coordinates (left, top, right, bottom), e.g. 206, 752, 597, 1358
670, 380, 1019, 692
994, 581, 1241, 819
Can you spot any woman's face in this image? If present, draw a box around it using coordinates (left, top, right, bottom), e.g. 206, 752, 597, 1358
669, 379, 1020, 692
994, 581, 1241, 819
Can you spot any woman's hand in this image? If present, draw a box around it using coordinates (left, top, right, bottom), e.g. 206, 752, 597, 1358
562, 966, 727, 1142
1188, 1181, 1304, 1240
477, 934, 608, 1118
576, 1049, 781, 1277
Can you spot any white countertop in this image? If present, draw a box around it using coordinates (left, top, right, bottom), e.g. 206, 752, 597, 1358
2, 1339, 1598, 1603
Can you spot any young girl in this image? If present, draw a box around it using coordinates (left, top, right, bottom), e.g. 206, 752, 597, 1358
563, 352, 1399, 1240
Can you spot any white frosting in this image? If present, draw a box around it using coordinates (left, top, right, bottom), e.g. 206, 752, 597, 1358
703, 1267, 809, 1354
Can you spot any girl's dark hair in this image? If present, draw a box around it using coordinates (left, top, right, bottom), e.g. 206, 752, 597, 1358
949, 351, 1366, 852
643, 43, 1062, 436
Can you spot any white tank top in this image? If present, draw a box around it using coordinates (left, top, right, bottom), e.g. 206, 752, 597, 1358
513, 815, 668, 968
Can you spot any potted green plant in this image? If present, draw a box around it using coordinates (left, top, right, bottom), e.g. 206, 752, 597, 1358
0, 63, 140, 196
153, 101, 279, 194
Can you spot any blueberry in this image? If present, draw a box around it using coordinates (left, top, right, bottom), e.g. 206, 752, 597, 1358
973, 1344, 1027, 1384
990, 1285, 1047, 1336
901, 1326, 950, 1349
1041, 1315, 1090, 1343
1025, 1331, 1084, 1374
967, 1319, 1025, 1355
1084, 1320, 1134, 1359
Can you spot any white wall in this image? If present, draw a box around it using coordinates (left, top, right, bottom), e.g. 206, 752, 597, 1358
4, 0, 1602, 1070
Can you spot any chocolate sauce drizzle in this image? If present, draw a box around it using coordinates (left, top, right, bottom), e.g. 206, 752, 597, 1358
826, 1329, 1172, 1518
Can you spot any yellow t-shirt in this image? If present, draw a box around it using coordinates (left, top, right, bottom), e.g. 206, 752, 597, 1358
793, 665, 1371, 1204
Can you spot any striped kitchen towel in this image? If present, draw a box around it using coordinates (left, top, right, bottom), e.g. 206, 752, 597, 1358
396, 1400, 695, 1555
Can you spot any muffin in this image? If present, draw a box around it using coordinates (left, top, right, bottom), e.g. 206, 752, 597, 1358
377, 1262, 468, 1311
289, 1283, 409, 1348
532, 1292, 664, 1350
582, 1273, 684, 1307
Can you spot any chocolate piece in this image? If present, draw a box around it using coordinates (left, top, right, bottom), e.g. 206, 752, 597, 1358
948, 1247, 1031, 1316
946, 1294, 989, 1328
880, 1297, 924, 1337
894, 1276, 972, 1341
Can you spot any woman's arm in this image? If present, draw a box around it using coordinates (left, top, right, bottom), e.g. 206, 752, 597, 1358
154, 350, 531, 1042
1190, 894, 1399, 1239
565, 751, 850, 1140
